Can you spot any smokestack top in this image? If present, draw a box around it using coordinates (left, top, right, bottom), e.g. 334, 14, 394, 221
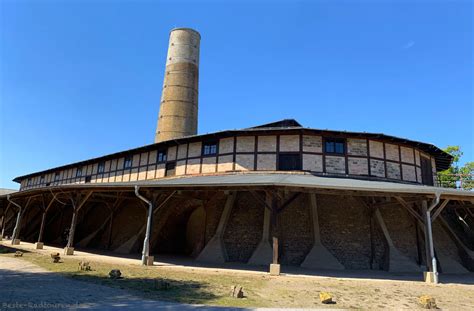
170, 27, 201, 39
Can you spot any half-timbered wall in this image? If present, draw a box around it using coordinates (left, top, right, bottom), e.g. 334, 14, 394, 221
20, 133, 438, 190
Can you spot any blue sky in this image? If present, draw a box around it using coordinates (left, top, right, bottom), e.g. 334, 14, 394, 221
1, 0, 472, 189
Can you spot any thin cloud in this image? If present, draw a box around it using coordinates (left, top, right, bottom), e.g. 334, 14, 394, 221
402, 41, 415, 50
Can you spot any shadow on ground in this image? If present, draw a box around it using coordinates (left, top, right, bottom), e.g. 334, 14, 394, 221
0, 257, 244, 310
74, 247, 474, 286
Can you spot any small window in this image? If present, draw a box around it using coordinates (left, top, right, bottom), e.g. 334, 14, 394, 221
203, 141, 217, 155
40, 175, 45, 184
165, 161, 176, 177
85, 176, 92, 183
157, 150, 167, 163
98, 162, 105, 174
278, 153, 302, 171
325, 138, 345, 154
54, 172, 60, 181
124, 156, 132, 169
27, 179, 32, 186
76, 167, 83, 177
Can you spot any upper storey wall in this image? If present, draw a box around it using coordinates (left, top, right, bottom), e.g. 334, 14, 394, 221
19, 133, 438, 190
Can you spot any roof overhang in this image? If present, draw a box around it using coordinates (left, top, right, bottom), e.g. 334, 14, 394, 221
4, 173, 474, 202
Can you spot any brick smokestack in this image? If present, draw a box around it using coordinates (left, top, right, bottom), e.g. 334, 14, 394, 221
155, 28, 200, 143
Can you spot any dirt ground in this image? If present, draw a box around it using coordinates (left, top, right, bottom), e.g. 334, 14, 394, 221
1, 241, 473, 310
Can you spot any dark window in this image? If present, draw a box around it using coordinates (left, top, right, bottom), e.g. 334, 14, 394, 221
325, 138, 345, 154
40, 175, 45, 184
157, 150, 167, 163
76, 167, 83, 177
124, 156, 132, 169
54, 172, 60, 181
165, 161, 176, 177
46, 182, 51, 187
85, 176, 92, 183
98, 162, 105, 174
420, 156, 434, 186
278, 153, 302, 171
203, 141, 218, 155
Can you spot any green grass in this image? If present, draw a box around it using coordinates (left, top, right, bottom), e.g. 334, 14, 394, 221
3, 244, 471, 309
0, 245, 267, 307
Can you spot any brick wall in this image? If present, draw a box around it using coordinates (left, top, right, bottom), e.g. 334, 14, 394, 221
278, 194, 313, 265
317, 195, 386, 270
379, 205, 419, 263
223, 192, 264, 262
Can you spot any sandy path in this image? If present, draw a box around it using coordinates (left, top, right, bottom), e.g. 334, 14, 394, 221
0, 256, 241, 310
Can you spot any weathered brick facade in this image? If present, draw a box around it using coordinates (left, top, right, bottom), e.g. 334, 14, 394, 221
19, 131, 441, 190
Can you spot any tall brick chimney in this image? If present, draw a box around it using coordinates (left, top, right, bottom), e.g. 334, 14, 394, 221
155, 28, 200, 143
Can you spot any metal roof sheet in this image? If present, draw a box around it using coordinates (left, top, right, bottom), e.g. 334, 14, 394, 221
5, 173, 474, 200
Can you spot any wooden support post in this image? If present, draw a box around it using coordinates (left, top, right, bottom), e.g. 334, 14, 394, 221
0, 203, 9, 238
8, 196, 31, 245
37, 195, 56, 244
107, 210, 114, 250
271, 195, 279, 265
269, 192, 280, 275
415, 218, 422, 265
37, 212, 47, 242
369, 207, 375, 269
421, 201, 432, 272
65, 192, 93, 255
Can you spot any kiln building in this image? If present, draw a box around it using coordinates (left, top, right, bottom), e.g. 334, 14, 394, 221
1, 28, 473, 283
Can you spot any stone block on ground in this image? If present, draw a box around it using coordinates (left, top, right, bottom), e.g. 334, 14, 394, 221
419, 295, 437, 309
146, 255, 154, 266
230, 285, 244, 298
78, 260, 91, 271
269, 263, 280, 276
319, 292, 333, 304
64, 247, 74, 256
14, 251, 23, 257
109, 269, 122, 279
50, 252, 61, 263
35, 242, 43, 249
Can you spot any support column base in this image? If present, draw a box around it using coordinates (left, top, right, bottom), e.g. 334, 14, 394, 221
248, 240, 272, 266
423, 272, 438, 284
35, 242, 44, 250
146, 255, 154, 266
301, 243, 344, 270
196, 236, 226, 264
269, 263, 281, 276
11, 239, 20, 245
64, 247, 74, 255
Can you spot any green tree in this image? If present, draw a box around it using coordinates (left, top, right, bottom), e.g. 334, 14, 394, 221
438, 146, 473, 190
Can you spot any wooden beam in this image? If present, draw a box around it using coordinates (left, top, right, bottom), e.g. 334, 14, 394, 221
270, 193, 279, 265
431, 199, 450, 222
277, 192, 301, 213
152, 191, 176, 216
250, 190, 272, 212
395, 196, 424, 223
